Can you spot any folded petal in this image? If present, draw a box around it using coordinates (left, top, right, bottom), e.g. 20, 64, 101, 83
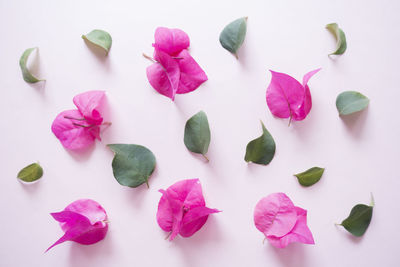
146, 49, 180, 100
73, 90, 105, 125
51, 110, 99, 150
267, 207, 314, 248
180, 206, 220, 237
156, 192, 173, 232
266, 71, 305, 120
175, 49, 208, 94
47, 199, 108, 251
295, 68, 321, 120
154, 27, 190, 56
254, 193, 297, 238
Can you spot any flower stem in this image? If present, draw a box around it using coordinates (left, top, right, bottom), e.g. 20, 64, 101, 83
143, 53, 156, 63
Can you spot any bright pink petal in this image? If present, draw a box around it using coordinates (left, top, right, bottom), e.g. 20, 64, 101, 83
297, 68, 321, 119
254, 193, 297, 238
176, 49, 208, 94
266, 71, 305, 120
47, 199, 108, 251
267, 207, 314, 248
156, 179, 219, 241
154, 27, 190, 56
73, 91, 105, 125
180, 206, 220, 237
146, 49, 180, 100
51, 110, 99, 150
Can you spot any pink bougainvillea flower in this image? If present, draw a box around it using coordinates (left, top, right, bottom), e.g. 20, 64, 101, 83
156, 179, 220, 241
145, 27, 207, 100
47, 199, 108, 251
266, 69, 320, 123
254, 193, 314, 248
51, 90, 110, 150
154, 27, 190, 56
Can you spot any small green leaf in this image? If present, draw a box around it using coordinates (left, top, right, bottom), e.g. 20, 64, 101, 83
294, 167, 324, 187
19, 47, 44, 83
17, 163, 43, 182
82, 29, 112, 54
245, 121, 276, 165
107, 144, 156, 188
184, 111, 211, 160
219, 17, 248, 59
326, 23, 347, 55
336, 91, 369, 115
339, 196, 374, 237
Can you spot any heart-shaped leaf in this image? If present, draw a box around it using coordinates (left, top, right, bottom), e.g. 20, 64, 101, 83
245, 121, 276, 165
219, 17, 247, 59
184, 111, 211, 161
294, 167, 324, 187
17, 162, 43, 182
326, 23, 347, 55
107, 144, 156, 188
19, 47, 44, 83
338, 195, 374, 237
82, 29, 112, 54
336, 91, 369, 115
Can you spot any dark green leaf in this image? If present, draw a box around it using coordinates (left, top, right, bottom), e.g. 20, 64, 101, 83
244, 121, 276, 165
340, 199, 374, 237
326, 23, 347, 55
19, 47, 44, 83
17, 163, 43, 182
82, 29, 112, 54
336, 91, 369, 115
107, 144, 156, 188
294, 167, 324, 187
219, 17, 247, 59
184, 111, 211, 160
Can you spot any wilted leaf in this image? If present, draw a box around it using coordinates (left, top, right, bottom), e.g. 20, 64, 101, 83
326, 23, 347, 55
82, 29, 112, 54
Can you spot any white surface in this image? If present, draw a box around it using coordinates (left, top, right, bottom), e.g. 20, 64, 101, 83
0, 0, 399, 266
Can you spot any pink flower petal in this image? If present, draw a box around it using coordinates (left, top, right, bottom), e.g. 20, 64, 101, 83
254, 193, 297, 238
267, 207, 315, 248
180, 206, 220, 237
51, 110, 99, 150
47, 199, 108, 251
176, 49, 208, 94
146, 49, 180, 100
266, 69, 320, 122
73, 90, 105, 125
156, 179, 219, 241
154, 27, 190, 56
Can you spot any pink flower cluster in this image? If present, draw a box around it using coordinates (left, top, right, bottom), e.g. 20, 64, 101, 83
145, 27, 208, 100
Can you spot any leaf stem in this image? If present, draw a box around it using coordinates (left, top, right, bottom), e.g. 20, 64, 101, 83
143, 53, 156, 63
370, 192, 375, 207
202, 154, 209, 162
145, 179, 150, 189
334, 223, 342, 226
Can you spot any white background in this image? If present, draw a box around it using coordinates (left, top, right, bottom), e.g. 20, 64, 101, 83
0, 0, 399, 266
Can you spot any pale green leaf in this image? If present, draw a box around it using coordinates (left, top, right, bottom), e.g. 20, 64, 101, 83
19, 47, 44, 83
219, 17, 247, 59
336, 91, 369, 115
82, 29, 112, 54
294, 167, 324, 187
326, 23, 347, 55
17, 163, 43, 182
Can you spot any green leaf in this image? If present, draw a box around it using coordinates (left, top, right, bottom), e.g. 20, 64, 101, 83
244, 121, 276, 165
294, 167, 324, 187
19, 47, 44, 83
17, 163, 43, 182
184, 111, 211, 160
82, 29, 112, 54
339, 196, 374, 237
326, 23, 347, 55
219, 17, 248, 59
107, 144, 156, 188
336, 91, 369, 115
